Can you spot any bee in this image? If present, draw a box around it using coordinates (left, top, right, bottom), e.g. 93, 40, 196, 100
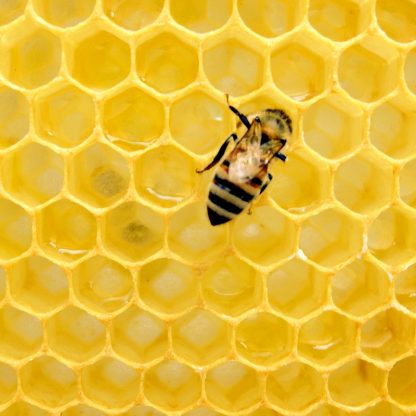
197, 96, 292, 226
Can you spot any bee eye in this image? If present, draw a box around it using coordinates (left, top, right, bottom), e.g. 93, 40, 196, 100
255, 116, 261, 123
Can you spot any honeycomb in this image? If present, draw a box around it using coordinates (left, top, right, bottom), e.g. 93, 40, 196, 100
0, 0, 415, 415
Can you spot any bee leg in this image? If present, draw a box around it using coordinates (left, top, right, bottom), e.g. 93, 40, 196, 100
275, 152, 286, 162
196, 133, 237, 174
259, 173, 272, 195
225, 94, 251, 129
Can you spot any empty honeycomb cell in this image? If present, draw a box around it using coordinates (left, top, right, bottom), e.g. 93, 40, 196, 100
396, 263, 416, 312
0, 86, 29, 149
400, 159, 416, 208
356, 401, 407, 416
376, 0, 416, 43
303, 93, 365, 160
334, 149, 394, 214
232, 206, 297, 267
201, 255, 261, 317
135, 145, 196, 208
328, 359, 384, 407
119, 406, 165, 416
81, 357, 140, 409
8, 255, 68, 313
266, 362, 324, 412
110, 306, 168, 363
102, 87, 164, 151
238, 0, 303, 38
271, 32, 331, 101
171, 0, 232, 33
269, 147, 331, 212
205, 361, 261, 412
0, 0, 27, 25
168, 202, 228, 263
34, 83, 95, 148
405, 48, 416, 94
1, 20, 61, 89
62, 405, 106, 416
138, 258, 197, 315
38, 199, 97, 262
389, 357, 416, 406
0, 362, 16, 404
338, 36, 399, 102
2, 142, 64, 207
306, 404, 350, 416
72, 255, 133, 314
368, 206, 416, 267
267, 258, 328, 319
68, 143, 129, 208
33, 0, 95, 27
144, 360, 201, 411
361, 307, 415, 362
172, 309, 231, 365
0, 199, 31, 261
20, 355, 78, 408
299, 208, 363, 268
370, 95, 416, 160
68, 30, 130, 90
203, 37, 263, 97
136, 33, 198, 93
102, 201, 164, 262
46, 306, 106, 363
309, 0, 371, 42
331, 257, 390, 317
0, 402, 47, 416
170, 90, 233, 156
235, 312, 293, 366
103, 0, 163, 31
298, 310, 357, 367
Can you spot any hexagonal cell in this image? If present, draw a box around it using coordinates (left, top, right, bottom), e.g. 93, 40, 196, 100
68, 143, 129, 208
0, 199, 31, 261
388, 356, 416, 406
238, 0, 303, 37
205, 361, 261, 412
103, 0, 163, 30
172, 309, 231, 365
136, 33, 198, 93
203, 38, 263, 97
0, 86, 29, 149
376, 0, 416, 42
33, 0, 95, 27
299, 207, 363, 268
118, 406, 165, 416
306, 404, 350, 416
361, 307, 415, 362
2, 142, 64, 206
0, 362, 16, 405
168, 202, 228, 263
102, 201, 164, 262
334, 149, 394, 214
72, 255, 133, 314
268, 258, 328, 319
400, 159, 416, 208
0, 401, 47, 416
271, 32, 331, 101
68, 30, 130, 90
62, 405, 106, 416
303, 93, 365, 159
338, 36, 399, 102
368, 206, 416, 267
135, 145, 196, 208
21, 355, 77, 408
269, 147, 331, 212
309, 0, 371, 41
355, 401, 407, 416
396, 263, 416, 312
331, 257, 390, 317
370, 95, 416, 159
232, 206, 297, 267
202, 255, 262, 317
298, 311, 357, 367
1, 20, 61, 89
102, 87, 164, 151
8, 255, 68, 313
144, 360, 201, 411
81, 357, 140, 409
171, 0, 231, 32
37, 199, 97, 262
34, 83, 95, 148
110, 306, 168, 364
46, 306, 106, 363
266, 362, 324, 412
328, 359, 384, 407
0, 0, 27, 25
405, 47, 416, 95
235, 312, 293, 366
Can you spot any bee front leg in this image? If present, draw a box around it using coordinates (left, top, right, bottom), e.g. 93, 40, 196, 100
225, 94, 251, 129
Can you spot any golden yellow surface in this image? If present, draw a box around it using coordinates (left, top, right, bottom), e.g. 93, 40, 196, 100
0, 0, 415, 415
